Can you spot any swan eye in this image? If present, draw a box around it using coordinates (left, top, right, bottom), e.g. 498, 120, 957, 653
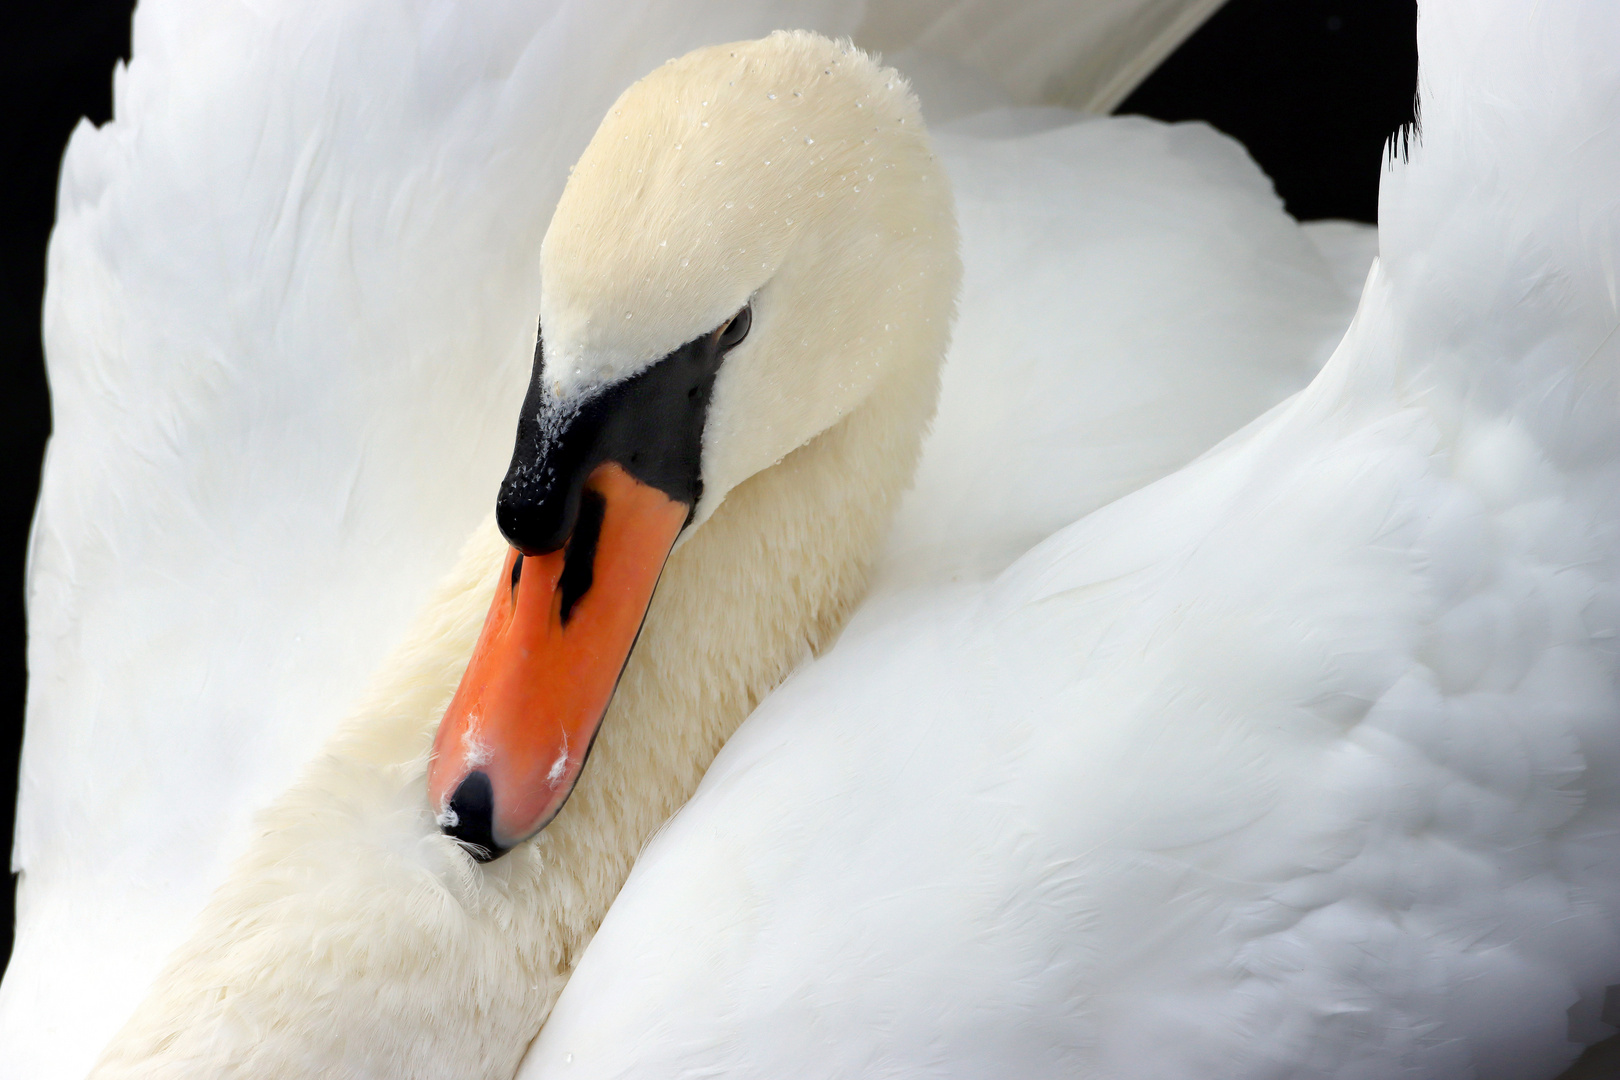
716, 304, 752, 350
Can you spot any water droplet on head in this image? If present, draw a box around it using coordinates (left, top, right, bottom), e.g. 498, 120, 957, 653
767, 92, 776, 100
804, 136, 814, 145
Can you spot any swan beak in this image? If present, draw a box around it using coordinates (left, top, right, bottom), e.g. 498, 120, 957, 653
426, 462, 688, 859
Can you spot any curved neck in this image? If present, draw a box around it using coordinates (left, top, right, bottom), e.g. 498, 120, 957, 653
92, 361, 939, 1078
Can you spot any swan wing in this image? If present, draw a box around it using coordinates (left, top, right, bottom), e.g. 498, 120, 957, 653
885, 111, 1362, 589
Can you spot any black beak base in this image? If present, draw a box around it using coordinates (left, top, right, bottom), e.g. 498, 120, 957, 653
496, 319, 739, 556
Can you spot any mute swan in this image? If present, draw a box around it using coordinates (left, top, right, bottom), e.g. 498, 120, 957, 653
74, 0, 1620, 1069
9, 2, 1380, 1080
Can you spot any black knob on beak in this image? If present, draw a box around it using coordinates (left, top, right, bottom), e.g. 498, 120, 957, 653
497, 308, 748, 555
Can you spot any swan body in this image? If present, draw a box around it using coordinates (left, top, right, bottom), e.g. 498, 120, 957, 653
15, 0, 1596, 1077
523, 4, 1620, 1077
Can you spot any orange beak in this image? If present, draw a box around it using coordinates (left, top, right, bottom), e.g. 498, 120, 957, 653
426, 462, 688, 858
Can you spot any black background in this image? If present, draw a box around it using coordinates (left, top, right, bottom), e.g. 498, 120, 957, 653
0, 0, 1418, 975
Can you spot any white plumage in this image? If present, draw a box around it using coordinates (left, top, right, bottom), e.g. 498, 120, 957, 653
4, 0, 1614, 1077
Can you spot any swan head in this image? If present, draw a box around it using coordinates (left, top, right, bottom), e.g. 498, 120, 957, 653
427, 31, 959, 858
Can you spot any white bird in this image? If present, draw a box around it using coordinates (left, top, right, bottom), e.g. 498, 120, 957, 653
20, 0, 1575, 1076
